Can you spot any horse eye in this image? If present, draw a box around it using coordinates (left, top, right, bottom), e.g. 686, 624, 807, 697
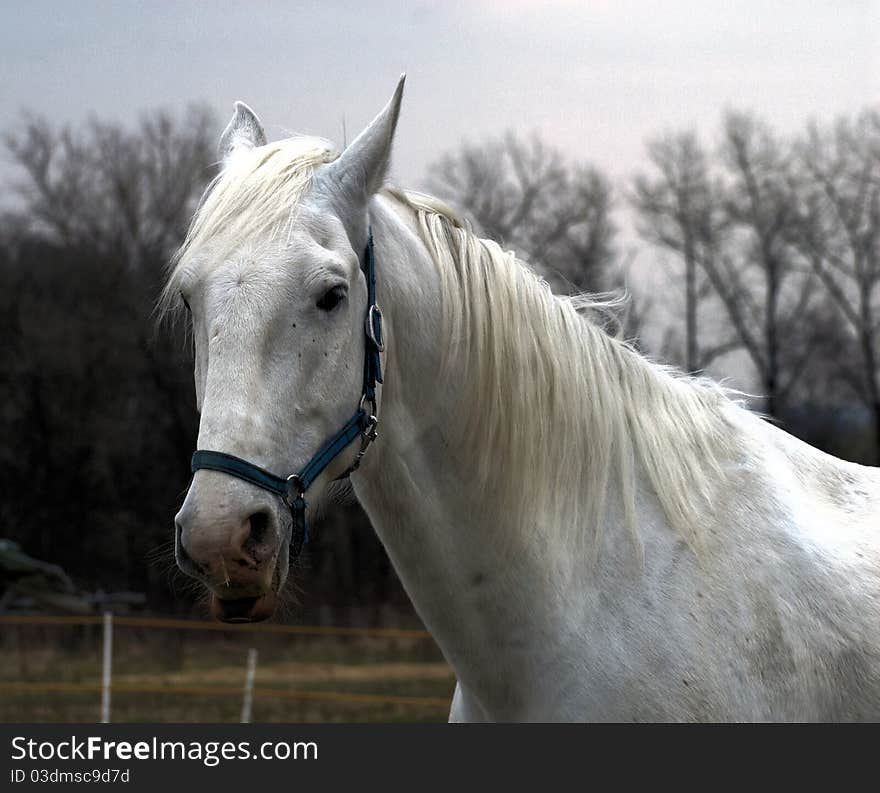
316, 285, 346, 312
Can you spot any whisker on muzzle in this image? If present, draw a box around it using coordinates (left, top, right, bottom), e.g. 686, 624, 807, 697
219, 557, 231, 588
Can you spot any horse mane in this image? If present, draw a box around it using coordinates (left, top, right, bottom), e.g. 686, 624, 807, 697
385, 187, 744, 556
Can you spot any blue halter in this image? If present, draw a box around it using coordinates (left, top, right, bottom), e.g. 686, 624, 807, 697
190, 229, 384, 559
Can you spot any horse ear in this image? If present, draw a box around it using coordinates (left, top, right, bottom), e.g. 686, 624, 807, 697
218, 101, 267, 162
323, 74, 405, 203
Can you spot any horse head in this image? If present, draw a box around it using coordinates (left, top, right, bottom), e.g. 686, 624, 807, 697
169, 77, 405, 622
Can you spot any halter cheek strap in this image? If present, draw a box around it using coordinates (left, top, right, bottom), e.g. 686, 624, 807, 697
190, 229, 384, 559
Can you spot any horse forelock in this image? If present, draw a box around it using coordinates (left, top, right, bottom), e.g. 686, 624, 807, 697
159, 135, 339, 320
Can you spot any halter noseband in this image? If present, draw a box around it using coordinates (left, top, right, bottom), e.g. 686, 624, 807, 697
189, 229, 384, 559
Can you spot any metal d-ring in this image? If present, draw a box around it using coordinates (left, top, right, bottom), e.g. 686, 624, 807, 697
284, 473, 305, 508
366, 304, 385, 352
359, 393, 377, 418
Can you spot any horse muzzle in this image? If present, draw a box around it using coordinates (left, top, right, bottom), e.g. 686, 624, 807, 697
174, 478, 288, 622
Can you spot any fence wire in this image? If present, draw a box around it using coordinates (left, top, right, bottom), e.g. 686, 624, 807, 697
0, 615, 452, 721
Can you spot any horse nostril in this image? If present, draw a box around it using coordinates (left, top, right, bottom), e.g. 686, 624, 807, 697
174, 503, 276, 579
248, 510, 271, 545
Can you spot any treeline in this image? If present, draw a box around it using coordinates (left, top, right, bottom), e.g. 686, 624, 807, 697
0, 109, 213, 614
427, 110, 880, 464
0, 104, 876, 617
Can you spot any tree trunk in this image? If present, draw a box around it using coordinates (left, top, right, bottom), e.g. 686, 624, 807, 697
765, 259, 781, 421
857, 278, 880, 465
684, 233, 698, 372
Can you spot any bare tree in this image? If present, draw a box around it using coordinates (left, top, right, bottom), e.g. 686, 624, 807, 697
425, 131, 614, 295
791, 109, 880, 461
632, 132, 738, 372
1, 108, 218, 581
5, 106, 217, 467
692, 112, 821, 419
5, 105, 215, 267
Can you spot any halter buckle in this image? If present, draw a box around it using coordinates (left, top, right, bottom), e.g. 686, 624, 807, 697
366, 304, 385, 352
364, 412, 379, 443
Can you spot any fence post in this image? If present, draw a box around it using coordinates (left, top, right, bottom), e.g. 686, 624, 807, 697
100, 611, 113, 724
240, 648, 258, 724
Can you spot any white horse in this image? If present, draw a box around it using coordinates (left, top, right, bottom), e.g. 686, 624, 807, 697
166, 77, 880, 721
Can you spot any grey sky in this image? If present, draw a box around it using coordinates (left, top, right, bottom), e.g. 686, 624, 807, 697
2, 0, 877, 189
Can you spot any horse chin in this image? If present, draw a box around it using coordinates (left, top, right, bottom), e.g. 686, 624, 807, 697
210, 590, 278, 623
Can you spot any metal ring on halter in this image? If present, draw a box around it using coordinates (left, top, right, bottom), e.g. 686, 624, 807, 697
366, 304, 385, 352
359, 393, 378, 420
285, 473, 304, 507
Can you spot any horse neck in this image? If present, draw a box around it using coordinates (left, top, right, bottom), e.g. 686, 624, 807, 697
358, 191, 654, 559
357, 194, 575, 556
350, 194, 637, 713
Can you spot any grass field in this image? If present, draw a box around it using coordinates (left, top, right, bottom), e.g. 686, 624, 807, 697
0, 621, 456, 722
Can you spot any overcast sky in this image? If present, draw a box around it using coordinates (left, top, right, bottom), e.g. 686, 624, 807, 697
2, 0, 877, 189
